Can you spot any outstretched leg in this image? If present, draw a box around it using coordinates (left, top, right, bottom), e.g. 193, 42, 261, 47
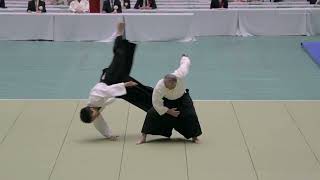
100, 22, 136, 85
119, 76, 153, 112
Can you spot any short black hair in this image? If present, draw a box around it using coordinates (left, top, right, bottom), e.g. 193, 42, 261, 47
164, 74, 177, 83
80, 106, 93, 123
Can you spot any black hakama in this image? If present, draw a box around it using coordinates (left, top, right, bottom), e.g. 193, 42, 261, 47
100, 35, 153, 112
141, 90, 202, 139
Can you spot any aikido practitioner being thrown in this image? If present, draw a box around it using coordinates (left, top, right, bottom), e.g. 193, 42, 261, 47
80, 22, 153, 140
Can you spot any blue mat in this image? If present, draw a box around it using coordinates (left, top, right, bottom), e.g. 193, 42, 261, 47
301, 41, 320, 66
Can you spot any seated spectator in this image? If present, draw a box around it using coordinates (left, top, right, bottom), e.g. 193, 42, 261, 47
310, 0, 320, 4
102, 0, 122, 13
69, 0, 89, 13
0, 0, 7, 8
122, 0, 130, 9
210, 0, 228, 9
134, 0, 157, 9
27, 0, 47, 13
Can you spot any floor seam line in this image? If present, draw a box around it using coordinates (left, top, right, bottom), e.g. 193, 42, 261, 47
283, 103, 320, 167
231, 101, 259, 180
47, 101, 80, 180
117, 103, 130, 180
0, 102, 27, 145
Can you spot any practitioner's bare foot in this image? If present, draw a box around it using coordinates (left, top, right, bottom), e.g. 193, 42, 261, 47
107, 135, 119, 141
192, 137, 201, 144
136, 134, 147, 145
117, 22, 125, 36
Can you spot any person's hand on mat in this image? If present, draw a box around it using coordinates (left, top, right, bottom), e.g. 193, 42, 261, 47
167, 108, 180, 117
107, 135, 119, 141
124, 81, 138, 87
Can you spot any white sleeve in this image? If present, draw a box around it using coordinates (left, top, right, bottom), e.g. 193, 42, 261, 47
172, 56, 191, 79
103, 98, 116, 106
93, 115, 112, 138
69, 1, 77, 12
152, 86, 168, 116
102, 83, 127, 98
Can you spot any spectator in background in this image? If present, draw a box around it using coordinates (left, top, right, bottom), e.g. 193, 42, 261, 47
134, 0, 157, 9
27, 0, 47, 13
122, 0, 130, 9
102, 0, 122, 13
210, 0, 228, 9
308, 0, 319, 4
69, 0, 89, 13
0, 0, 7, 8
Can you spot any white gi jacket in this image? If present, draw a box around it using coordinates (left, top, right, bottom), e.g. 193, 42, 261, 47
87, 82, 126, 137
152, 56, 191, 115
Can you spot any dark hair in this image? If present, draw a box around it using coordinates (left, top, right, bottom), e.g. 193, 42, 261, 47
80, 106, 93, 123
164, 74, 177, 83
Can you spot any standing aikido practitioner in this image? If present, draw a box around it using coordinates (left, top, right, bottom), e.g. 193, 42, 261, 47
80, 22, 153, 140
137, 54, 202, 144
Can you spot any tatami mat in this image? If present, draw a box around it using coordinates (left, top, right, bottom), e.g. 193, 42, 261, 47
0, 100, 78, 180
186, 101, 257, 180
232, 101, 320, 180
119, 104, 188, 180
0, 101, 25, 144
0, 100, 320, 180
49, 101, 129, 180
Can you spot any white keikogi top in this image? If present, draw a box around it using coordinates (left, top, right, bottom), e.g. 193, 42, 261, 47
87, 82, 126, 137
152, 56, 191, 116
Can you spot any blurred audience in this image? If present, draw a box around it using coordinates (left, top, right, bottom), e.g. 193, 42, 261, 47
0, 0, 7, 8
27, 0, 47, 13
210, 0, 228, 9
69, 0, 89, 13
134, 0, 157, 9
102, 0, 122, 13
